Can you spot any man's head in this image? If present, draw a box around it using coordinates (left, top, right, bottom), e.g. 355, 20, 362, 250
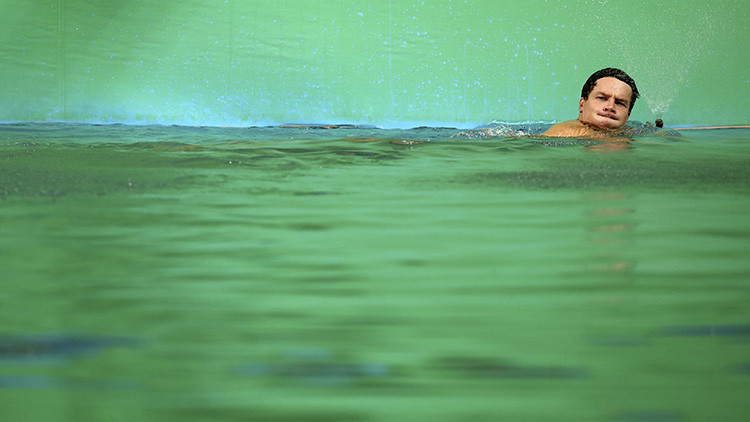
578, 68, 639, 129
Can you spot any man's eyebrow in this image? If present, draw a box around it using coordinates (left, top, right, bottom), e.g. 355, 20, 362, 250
594, 89, 629, 103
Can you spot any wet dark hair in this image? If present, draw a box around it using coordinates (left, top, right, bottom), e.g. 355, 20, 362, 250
581, 68, 639, 112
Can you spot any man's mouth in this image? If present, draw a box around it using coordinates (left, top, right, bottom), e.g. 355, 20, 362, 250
599, 113, 617, 120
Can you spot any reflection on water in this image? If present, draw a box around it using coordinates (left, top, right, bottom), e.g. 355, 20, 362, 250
234, 347, 390, 386
0, 334, 142, 364
583, 192, 635, 279
655, 324, 750, 338
433, 356, 589, 380
1, 124, 749, 421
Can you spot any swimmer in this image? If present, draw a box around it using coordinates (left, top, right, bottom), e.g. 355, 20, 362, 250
543, 68, 639, 137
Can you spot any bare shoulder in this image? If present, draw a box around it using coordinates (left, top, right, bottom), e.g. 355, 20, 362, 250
542, 120, 593, 137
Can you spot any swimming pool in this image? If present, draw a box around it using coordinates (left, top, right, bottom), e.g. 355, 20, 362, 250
2, 123, 749, 421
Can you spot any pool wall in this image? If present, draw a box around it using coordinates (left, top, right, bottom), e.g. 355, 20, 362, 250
1, 0, 747, 128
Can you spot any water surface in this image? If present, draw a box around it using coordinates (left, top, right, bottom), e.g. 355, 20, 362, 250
1, 124, 749, 421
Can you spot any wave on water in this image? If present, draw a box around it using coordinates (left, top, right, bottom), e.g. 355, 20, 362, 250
451, 121, 671, 140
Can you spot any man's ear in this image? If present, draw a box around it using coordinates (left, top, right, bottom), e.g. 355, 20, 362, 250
579, 97, 585, 114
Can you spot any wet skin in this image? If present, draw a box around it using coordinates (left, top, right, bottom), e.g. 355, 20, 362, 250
578, 76, 633, 129
543, 77, 634, 137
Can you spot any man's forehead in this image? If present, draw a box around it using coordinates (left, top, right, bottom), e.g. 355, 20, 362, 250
593, 77, 633, 97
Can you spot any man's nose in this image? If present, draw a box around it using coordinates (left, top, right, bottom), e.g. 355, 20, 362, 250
603, 99, 616, 111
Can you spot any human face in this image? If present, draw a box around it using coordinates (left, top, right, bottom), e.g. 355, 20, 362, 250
578, 77, 633, 129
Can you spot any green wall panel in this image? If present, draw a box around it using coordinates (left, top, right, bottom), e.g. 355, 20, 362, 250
1, 0, 747, 128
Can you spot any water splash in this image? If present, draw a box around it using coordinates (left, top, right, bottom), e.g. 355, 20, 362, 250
585, 1, 729, 118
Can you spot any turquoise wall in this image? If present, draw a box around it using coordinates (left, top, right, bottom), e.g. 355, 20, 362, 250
1, 0, 747, 128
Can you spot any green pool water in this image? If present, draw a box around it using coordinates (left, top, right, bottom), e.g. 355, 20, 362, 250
1, 124, 749, 421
